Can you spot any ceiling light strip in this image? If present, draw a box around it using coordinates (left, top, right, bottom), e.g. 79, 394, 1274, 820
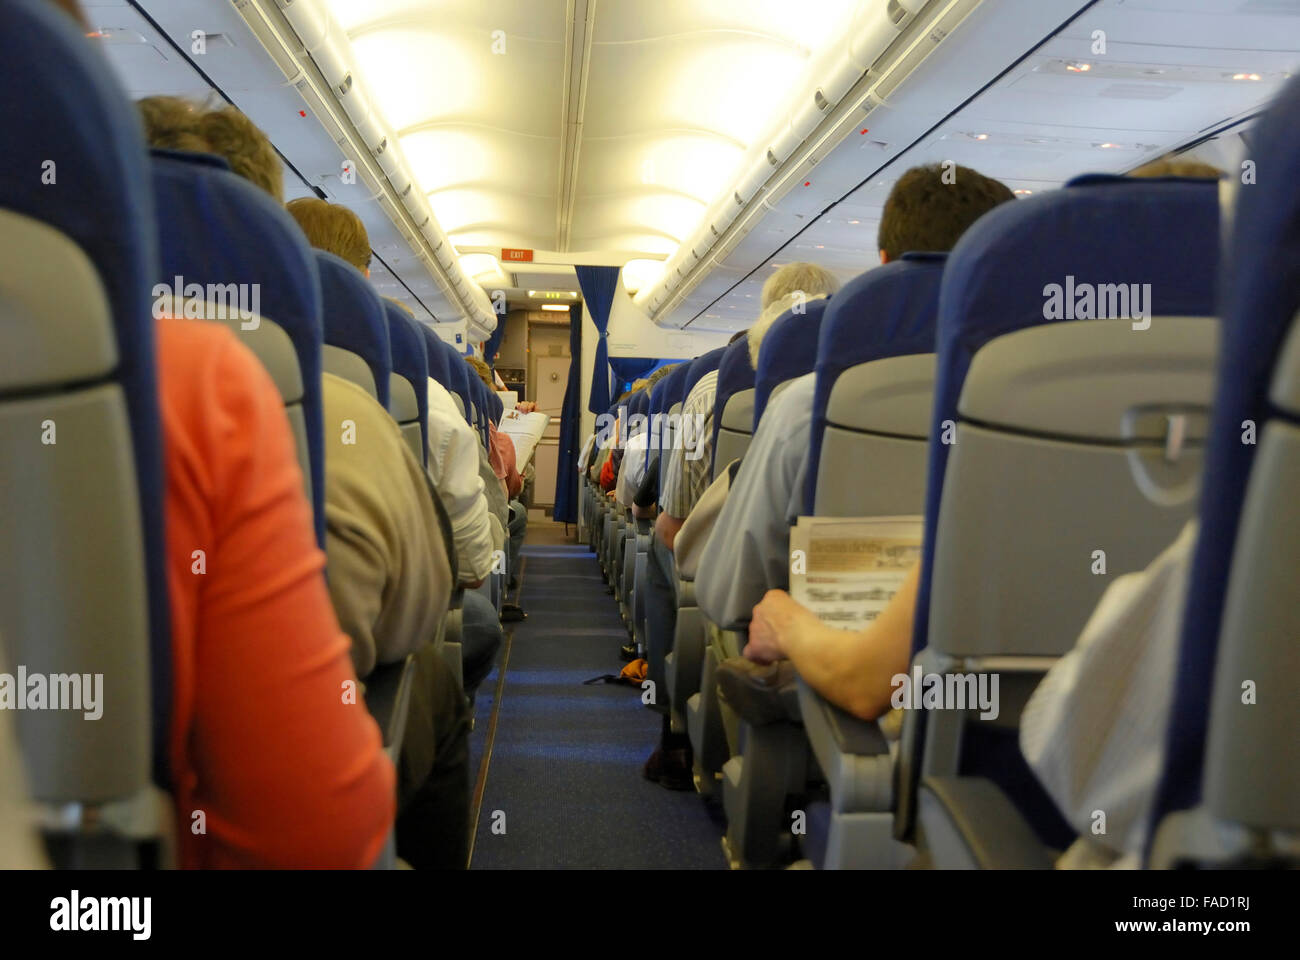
556, 0, 597, 252
639, 0, 976, 321
237, 0, 498, 338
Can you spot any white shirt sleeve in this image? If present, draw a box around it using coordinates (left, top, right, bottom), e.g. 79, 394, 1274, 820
426, 378, 495, 581
616, 430, 650, 506
578, 433, 597, 472
1019, 520, 1198, 863
695, 375, 814, 629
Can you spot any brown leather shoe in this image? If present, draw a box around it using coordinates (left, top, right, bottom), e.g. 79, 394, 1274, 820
642, 745, 694, 791
716, 658, 801, 726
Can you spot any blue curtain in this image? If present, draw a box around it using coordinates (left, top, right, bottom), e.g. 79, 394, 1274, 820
552, 299, 584, 525
483, 311, 507, 371
575, 264, 620, 413
608, 356, 660, 382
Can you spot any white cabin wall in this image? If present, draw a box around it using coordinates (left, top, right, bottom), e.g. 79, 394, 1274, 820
605, 281, 731, 359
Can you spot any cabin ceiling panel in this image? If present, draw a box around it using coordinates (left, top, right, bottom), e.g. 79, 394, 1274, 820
325, 0, 567, 259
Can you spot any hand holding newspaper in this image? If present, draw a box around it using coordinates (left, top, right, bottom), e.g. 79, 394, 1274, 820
788, 516, 924, 631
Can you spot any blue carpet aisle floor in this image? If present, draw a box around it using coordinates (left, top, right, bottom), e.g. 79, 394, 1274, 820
467, 519, 726, 869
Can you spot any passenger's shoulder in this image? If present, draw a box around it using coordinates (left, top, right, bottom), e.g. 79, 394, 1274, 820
322, 371, 386, 420
156, 314, 280, 418
768, 372, 817, 426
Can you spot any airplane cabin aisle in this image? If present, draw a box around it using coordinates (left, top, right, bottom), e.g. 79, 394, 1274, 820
468, 519, 726, 869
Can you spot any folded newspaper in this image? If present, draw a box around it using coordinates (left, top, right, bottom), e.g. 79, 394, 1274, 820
788, 516, 924, 631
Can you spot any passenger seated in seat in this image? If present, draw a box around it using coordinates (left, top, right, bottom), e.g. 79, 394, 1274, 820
614, 364, 681, 509
696, 166, 1014, 633
642, 268, 837, 790
119, 88, 395, 866
747, 520, 1199, 868
425, 372, 506, 699
283, 196, 503, 701
467, 354, 528, 621
137, 92, 476, 866
320, 374, 469, 869
742, 161, 1224, 867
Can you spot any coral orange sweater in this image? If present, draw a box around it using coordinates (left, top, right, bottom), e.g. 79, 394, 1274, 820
157, 316, 393, 868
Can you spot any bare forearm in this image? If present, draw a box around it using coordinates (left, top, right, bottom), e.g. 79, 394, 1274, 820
782, 564, 920, 720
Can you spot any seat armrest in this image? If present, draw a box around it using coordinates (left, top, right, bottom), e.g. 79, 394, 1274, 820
796, 678, 892, 813
918, 776, 1056, 870
801, 681, 888, 755
364, 654, 418, 760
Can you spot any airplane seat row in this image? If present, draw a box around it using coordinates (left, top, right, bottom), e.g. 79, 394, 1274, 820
686, 305, 836, 801
614, 161, 1249, 871
629, 364, 693, 643
1, 0, 513, 867
384, 300, 431, 466
725, 253, 945, 868
1, 0, 169, 866
779, 173, 1222, 871
710, 338, 756, 481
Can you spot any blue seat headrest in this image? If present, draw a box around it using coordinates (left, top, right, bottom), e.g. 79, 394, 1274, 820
384, 301, 430, 464
805, 254, 945, 513
912, 175, 1221, 662
658, 361, 693, 411
647, 359, 693, 475
753, 299, 830, 427
316, 250, 391, 410
421, 324, 451, 386
683, 346, 727, 397
1151, 74, 1300, 844
710, 337, 756, 470
152, 152, 326, 545
441, 337, 474, 423
628, 387, 651, 421
0, 0, 171, 785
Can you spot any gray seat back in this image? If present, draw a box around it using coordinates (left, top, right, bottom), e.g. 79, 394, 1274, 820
322, 343, 378, 400
173, 298, 312, 504
912, 316, 1219, 849
0, 211, 150, 804
814, 354, 935, 517
929, 317, 1217, 660
389, 372, 423, 464
713, 387, 755, 480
